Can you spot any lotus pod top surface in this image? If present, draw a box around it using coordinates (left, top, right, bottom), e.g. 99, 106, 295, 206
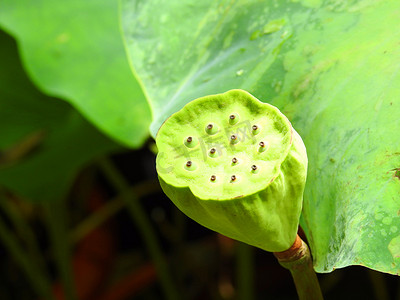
156, 89, 294, 201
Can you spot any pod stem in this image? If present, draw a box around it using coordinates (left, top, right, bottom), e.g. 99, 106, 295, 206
273, 235, 324, 300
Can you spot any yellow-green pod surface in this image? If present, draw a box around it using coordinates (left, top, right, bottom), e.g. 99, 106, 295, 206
156, 89, 307, 252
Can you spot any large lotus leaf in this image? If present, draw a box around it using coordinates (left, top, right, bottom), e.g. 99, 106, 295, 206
121, 0, 400, 274
0, 0, 151, 148
0, 29, 119, 202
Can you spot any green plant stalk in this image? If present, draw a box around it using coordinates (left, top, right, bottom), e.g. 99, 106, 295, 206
236, 242, 254, 300
0, 199, 49, 276
70, 196, 124, 244
98, 158, 179, 300
274, 235, 323, 300
70, 180, 160, 244
43, 200, 77, 300
0, 213, 54, 300
367, 269, 390, 300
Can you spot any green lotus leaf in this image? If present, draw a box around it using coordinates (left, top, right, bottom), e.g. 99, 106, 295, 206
156, 89, 307, 252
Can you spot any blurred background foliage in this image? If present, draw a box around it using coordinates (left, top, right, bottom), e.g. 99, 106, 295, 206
0, 0, 400, 299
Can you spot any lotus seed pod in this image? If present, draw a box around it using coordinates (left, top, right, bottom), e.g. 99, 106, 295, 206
156, 89, 307, 252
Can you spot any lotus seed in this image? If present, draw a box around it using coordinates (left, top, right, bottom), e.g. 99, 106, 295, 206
252, 125, 260, 135
230, 134, 239, 144
229, 113, 239, 124
205, 123, 218, 135
252, 165, 257, 171
210, 175, 216, 181
210, 148, 216, 154
184, 136, 198, 148
258, 141, 267, 152
231, 175, 236, 181
186, 161, 192, 167
232, 157, 238, 164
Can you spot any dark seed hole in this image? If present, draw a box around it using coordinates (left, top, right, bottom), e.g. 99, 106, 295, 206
231, 134, 237, 140
210, 175, 216, 181
186, 161, 192, 167
232, 157, 238, 164
231, 175, 236, 181
207, 124, 213, 130
252, 165, 257, 171
252, 125, 258, 131
259, 141, 265, 147
210, 148, 216, 154
230, 114, 236, 120
186, 136, 192, 143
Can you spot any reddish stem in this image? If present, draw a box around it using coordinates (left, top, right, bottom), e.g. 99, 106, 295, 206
273, 235, 324, 300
